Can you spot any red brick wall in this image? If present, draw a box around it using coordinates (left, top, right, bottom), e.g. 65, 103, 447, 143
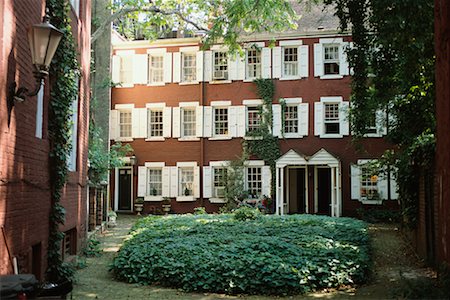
435, 0, 450, 266
0, 0, 91, 278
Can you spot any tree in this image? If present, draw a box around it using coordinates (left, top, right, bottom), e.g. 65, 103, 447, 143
323, 0, 435, 225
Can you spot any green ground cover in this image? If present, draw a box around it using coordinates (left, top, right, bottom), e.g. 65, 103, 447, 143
111, 213, 370, 295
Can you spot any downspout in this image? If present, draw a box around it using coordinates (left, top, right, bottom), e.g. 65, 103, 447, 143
200, 51, 206, 207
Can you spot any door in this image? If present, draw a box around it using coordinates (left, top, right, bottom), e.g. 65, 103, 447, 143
288, 168, 306, 214
317, 168, 331, 215
118, 168, 132, 210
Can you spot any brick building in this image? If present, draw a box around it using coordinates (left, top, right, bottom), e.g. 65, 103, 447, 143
0, 0, 91, 279
109, 11, 399, 217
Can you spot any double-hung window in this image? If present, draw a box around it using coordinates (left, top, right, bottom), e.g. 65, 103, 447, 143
213, 51, 228, 80
148, 55, 164, 84
119, 55, 133, 86
283, 47, 298, 77
246, 167, 262, 199
284, 106, 298, 134
148, 109, 164, 138
182, 53, 196, 82
324, 103, 340, 134
360, 165, 379, 201
182, 108, 196, 137
179, 167, 194, 196
119, 110, 132, 138
148, 168, 162, 196
323, 44, 340, 75
247, 106, 261, 133
214, 108, 228, 136
213, 167, 227, 198
246, 48, 261, 79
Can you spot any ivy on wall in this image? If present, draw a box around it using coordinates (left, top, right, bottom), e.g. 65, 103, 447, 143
46, 0, 79, 282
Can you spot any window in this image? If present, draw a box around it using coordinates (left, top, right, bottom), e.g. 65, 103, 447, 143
179, 168, 194, 196
214, 108, 228, 136
324, 103, 340, 134
246, 49, 261, 79
182, 53, 196, 82
247, 106, 261, 133
247, 167, 262, 198
120, 55, 133, 85
213, 51, 228, 80
149, 55, 164, 84
182, 108, 196, 137
283, 47, 298, 77
119, 110, 132, 138
148, 109, 163, 137
148, 169, 162, 196
360, 165, 379, 201
284, 106, 298, 134
62, 228, 76, 260
213, 167, 227, 198
366, 113, 378, 134
324, 44, 340, 75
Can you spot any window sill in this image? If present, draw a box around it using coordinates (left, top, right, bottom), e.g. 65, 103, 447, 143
243, 78, 259, 82
147, 82, 166, 87
144, 196, 164, 201
145, 137, 165, 142
178, 137, 200, 141
279, 76, 303, 81
363, 133, 383, 138
209, 198, 227, 204
176, 196, 196, 202
283, 134, 305, 139
115, 84, 134, 88
319, 74, 344, 80
209, 80, 232, 84
179, 81, 199, 85
208, 136, 232, 141
319, 134, 343, 139
359, 199, 384, 205
244, 136, 263, 140
115, 137, 133, 142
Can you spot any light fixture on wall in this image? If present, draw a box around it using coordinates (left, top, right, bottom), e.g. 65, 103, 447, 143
8, 11, 63, 106
129, 155, 138, 166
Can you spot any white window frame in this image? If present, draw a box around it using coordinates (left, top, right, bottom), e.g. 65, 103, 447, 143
212, 51, 228, 81
314, 38, 349, 79
323, 44, 341, 76
181, 52, 197, 83
282, 46, 299, 78
315, 97, 349, 138
182, 107, 196, 138
213, 107, 229, 137
145, 103, 171, 141
246, 47, 262, 80
175, 162, 199, 201
148, 54, 164, 85
118, 109, 132, 139
324, 102, 341, 135
147, 108, 164, 139
67, 79, 79, 172
147, 168, 163, 197
117, 51, 134, 87
213, 167, 227, 199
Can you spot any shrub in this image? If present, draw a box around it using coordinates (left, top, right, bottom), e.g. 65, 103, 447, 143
193, 207, 207, 215
112, 214, 370, 295
233, 205, 261, 221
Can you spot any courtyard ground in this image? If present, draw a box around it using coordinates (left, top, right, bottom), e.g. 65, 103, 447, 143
72, 214, 441, 299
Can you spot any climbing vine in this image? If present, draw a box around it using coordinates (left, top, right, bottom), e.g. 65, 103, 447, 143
46, 0, 79, 281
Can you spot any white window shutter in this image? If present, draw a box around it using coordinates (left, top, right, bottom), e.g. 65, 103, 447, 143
204, 51, 212, 82
340, 101, 350, 136
314, 44, 324, 77
173, 52, 181, 83
376, 110, 387, 136
133, 54, 148, 84
314, 102, 323, 136
162, 167, 170, 197
203, 106, 213, 137
131, 108, 140, 138
137, 166, 147, 197
109, 110, 118, 140
299, 103, 309, 136
111, 55, 121, 84
203, 166, 212, 198
164, 52, 172, 83
228, 106, 237, 137
350, 164, 361, 200
163, 107, 172, 138
272, 104, 281, 137
193, 166, 200, 198
237, 56, 245, 80
196, 106, 203, 137
262, 166, 271, 197
196, 51, 203, 81
272, 47, 282, 78
170, 166, 178, 197
172, 107, 181, 138
299, 45, 309, 78
228, 57, 237, 80
236, 106, 246, 137
261, 47, 271, 79
378, 174, 388, 200
138, 108, 147, 138
340, 42, 350, 76
390, 171, 398, 200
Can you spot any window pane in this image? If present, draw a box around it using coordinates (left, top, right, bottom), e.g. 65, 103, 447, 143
182, 53, 196, 82
283, 47, 298, 76
284, 106, 298, 133
324, 44, 340, 75
120, 56, 133, 84
149, 55, 164, 83
214, 108, 228, 136
148, 169, 162, 196
213, 51, 228, 80
213, 167, 227, 198
119, 110, 132, 137
324, 103, 340, 134
180, 168, 194, 196
360, 166, 379, 199
148, 109, 163, 137
182, 108, 196, 137
247, 49, 261, 79
247, 167, 262, 198
247, 106, 261, 132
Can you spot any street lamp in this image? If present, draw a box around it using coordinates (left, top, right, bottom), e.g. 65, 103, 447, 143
8, 11, 63, 104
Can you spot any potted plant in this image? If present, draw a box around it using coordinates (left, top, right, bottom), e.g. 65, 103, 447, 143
107, 210, 117, 228
134, 197, 144, 215
162, 197, 171, 215
184, 187, 191, 196
152, 187, 158, 196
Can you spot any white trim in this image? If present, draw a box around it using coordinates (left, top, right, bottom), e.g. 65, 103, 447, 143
145, 102, 166, 108
320, 74, 344, 80
209, 160, 230, 167
176, 196, 196, 202
319, 37, 344, 44
115, 103, 135, 109
146, 82, 166, 87
209, 80, 232, 85
179, 81, 199, 86
210, 100, 231, 106
176, 161, 198, 167
145, 137, 165, 142
244, 42, 265, 48
144, 196, 164, 202
115, 50, 135, 55
282, 97, 302, 104
179, 46, 199, 52
208, 137, 233, 141
245, 160, 265, 166
209, 198, 227, 204
279, 39, 303, 46
115, 137, 134, 142
178, 137, 200, 141
243, 99, 263, 106
320, 96, 343, 103
179, 101, 199, 107
144, 162, 165, 167
210, 45, 228, 51
146, 48, 167, 54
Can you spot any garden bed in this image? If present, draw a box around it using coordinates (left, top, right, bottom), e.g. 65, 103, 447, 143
111, 213, 370, 295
